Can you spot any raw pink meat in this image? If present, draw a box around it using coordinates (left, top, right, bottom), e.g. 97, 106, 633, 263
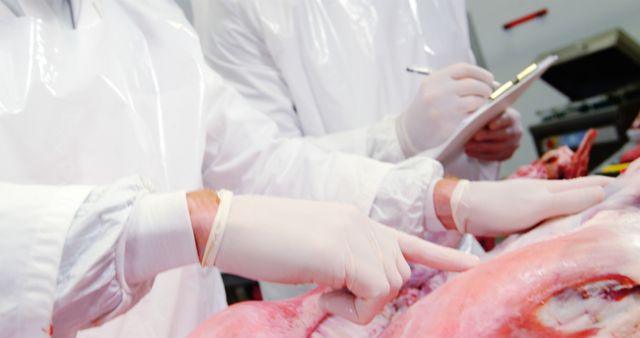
189, 287, 327, 337
190, 267, 450, 338
382, 210, 640, 337
191, 160, 640, 338
510, 129, 597, 179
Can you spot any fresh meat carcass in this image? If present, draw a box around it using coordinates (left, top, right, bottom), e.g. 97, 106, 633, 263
382, 210, 640, 337
190, 267, 450, 338
190, 161, 640, 338
188, 287, 326, 338
510, 128, 597, 179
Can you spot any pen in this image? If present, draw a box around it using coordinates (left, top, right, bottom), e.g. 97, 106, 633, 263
406, 66, 502, 89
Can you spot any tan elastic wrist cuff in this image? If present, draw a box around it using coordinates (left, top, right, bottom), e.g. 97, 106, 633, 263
201, 190, 234, 267
434, 177, 460, 231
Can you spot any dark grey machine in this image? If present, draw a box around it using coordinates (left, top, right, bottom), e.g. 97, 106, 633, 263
531, 29, 640, 170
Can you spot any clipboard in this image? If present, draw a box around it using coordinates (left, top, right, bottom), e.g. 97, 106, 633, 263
431, 55, 559, 163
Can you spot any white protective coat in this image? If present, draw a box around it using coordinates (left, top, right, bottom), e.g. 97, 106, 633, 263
0, 177, 198, 338
192, 0, 497, 300
0, 0, 447, 336
192, 0, 499, 179
0, 183, 93, 338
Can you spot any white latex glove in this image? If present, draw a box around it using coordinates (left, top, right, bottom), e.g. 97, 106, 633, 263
465, 108, 523, 161
203, 194, 479, 324
444, 176, 613, 237
396, 63, 494, 156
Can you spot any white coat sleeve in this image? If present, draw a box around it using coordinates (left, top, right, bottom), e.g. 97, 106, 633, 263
200, 69, 446, 237
53, 177, 198, 337
0, 178, 198, 338
192, 0, 407, 163
0, 182, 93, 338
441, 152, 501, 181
52, 177, 198, 338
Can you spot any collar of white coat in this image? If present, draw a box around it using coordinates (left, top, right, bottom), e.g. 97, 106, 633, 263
68, 0, 102, 28
9, 0, 103, 28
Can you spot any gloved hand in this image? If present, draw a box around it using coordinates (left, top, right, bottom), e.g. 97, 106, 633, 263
435, 176, 613, 237
199, 193, 478, 324
396, 63, 494, 156
464, 108, 523, 161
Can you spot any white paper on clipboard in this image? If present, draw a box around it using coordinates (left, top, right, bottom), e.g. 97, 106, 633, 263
432, 55, 558, 163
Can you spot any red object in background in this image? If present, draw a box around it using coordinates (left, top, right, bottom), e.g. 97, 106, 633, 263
565, 128, 597, 178
621, 144, 640, 163
252, 284, 263, 301
503, 9, 548, 30
545, 137, 557, 151
477, 237, 496, 251
510, 129, 597, 180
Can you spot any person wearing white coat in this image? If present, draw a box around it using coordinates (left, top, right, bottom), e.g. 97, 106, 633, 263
0, 0, 609, 337
2, 176, 483, 337
191, 0, 523, 178
191, 0, 523, 299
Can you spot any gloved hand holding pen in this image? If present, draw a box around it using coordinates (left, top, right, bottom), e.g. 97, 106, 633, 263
398, 63, 523, 162
396, 63, 495, 156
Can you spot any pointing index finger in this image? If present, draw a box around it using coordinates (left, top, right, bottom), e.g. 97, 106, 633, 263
396, 230, 479, 271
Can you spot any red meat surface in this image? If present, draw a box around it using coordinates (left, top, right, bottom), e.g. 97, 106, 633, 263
510, 128, 597, 179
